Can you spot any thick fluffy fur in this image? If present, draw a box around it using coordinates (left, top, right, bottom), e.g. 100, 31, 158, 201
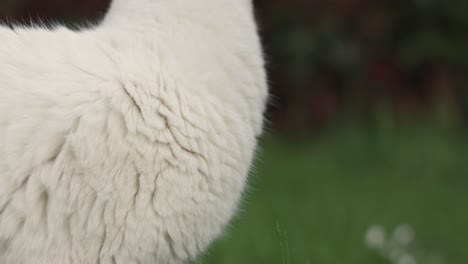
0, 0, 268, 263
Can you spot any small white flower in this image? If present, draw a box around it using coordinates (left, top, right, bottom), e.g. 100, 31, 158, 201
365, 225, 387, 250
393, 224, 415, 246
388, 247, 404, 262
397, 254, 417, 264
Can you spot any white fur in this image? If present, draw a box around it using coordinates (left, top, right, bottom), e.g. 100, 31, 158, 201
0, 0, 268, 263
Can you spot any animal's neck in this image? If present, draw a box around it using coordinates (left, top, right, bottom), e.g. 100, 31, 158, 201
102, 0, 158, 30
100, 0, 266, 136
102, 0, 250, 32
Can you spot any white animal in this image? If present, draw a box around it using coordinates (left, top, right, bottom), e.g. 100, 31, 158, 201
0, 0, 268, 263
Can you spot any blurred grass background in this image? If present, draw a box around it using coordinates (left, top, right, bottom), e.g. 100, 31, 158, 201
1, 0, 467, 263
200, 121, 468, 263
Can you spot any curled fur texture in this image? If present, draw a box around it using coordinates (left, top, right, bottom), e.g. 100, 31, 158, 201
0, 0, 268, 263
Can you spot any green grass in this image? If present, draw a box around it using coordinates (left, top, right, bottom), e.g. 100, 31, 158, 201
198, 123, 468, 264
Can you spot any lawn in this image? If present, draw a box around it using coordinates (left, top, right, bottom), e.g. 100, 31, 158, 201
198, 123, 468, 264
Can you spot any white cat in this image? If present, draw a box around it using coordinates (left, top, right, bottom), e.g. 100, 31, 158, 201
0, 0, 268, 263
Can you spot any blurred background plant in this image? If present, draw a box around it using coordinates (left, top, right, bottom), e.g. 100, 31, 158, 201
1, 0, 467, 263
365, 224, 446, 264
